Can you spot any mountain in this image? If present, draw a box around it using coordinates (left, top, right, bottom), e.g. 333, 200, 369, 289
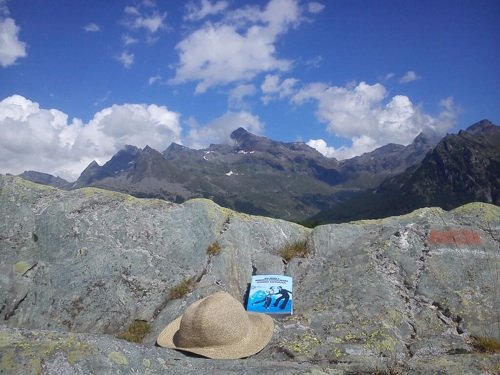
312, 119, 500, 223
72, 145, 190, 201
17, 170, 70, 189
17, 127, 439, 221
338, 130, 441, 188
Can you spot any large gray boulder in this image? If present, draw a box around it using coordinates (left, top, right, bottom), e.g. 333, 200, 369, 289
1, 174, 499, 374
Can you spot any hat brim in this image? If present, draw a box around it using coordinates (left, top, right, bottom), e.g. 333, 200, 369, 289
157, 306, 274, 359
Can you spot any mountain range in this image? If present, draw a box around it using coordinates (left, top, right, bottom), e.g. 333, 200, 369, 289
17, 119, 500, 224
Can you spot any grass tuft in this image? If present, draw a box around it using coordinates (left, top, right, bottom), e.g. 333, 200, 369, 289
169, 278, 194, 300
207, 241, 222, 256
117, 320, 151, 343
472, 337, 500, 353
279, 240, 308, 262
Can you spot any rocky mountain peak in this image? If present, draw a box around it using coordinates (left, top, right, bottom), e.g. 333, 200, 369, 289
79, 160, 100, 176
230, 127, 271, 151
230, 127, 251, 140
164, 142, 190, 153
465, 119, 495, 135
142, 145, 156, 154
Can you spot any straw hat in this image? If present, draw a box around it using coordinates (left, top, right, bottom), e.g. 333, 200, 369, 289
157, 291, 274, 359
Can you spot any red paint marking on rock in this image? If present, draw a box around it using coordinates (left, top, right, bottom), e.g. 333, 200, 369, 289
427, 229, 482, 246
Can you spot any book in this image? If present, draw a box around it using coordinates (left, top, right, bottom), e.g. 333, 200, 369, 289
246, 275, 293, 315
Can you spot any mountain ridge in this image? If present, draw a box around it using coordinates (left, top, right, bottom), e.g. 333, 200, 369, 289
16, 119, 499, 223
312, 119, 500, 223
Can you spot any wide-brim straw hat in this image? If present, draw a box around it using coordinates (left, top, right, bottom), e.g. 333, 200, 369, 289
157, 291, 274, 359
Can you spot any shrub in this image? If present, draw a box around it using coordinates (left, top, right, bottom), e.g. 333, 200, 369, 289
117, 320, 151, 343
472, 337, 500, 353
169, 278, 194, 299
207, 241, 222, 256
279, 240, 308, 262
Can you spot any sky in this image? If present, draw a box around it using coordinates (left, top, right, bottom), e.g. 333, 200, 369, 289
0, 0, 499, 181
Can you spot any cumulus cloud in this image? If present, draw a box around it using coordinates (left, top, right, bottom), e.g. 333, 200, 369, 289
261, 74, 298, 103
399, 70, 422, 83
185, 0, 229, 21
0, 95, 181, 181
185, 110, 264, 149
83, 23, 100, 32
305, 139, 336, 157
0, 16, 27, 67
171, 0, 302, 93
293, 81, 457, 159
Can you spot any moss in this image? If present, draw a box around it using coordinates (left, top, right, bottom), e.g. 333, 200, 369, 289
279, 240, 308, 262
472, 337, 500, 353
207, 241, 222, 256
117, 320, 151, 343
169, 277, 194, 299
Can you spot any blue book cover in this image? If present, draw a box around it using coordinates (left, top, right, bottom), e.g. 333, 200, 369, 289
246, 275, 293, 315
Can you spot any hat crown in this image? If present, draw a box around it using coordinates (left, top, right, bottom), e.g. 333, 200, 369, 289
175, 292, 250, 348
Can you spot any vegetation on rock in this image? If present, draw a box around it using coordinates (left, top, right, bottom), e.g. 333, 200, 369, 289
207, 241, 221, 256
168, 278, 194, 299
117, 320, 151, 343
279, 240, 308, 262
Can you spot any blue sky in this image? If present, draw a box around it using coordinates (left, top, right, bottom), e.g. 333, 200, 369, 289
0, 0, 499, 180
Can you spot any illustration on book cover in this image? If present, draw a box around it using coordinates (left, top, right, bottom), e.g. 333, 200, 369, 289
246, 275, 292, 315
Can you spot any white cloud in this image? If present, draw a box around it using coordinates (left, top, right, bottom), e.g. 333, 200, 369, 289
0, 95, 181, 181
122, 34, 138, 46
228, 84, 257, 108
83, 23, 100, 32
261, 74, 298, 103
185, 111, 264, 149
132, 12, 166, 33
293, 81, 457, 159
305, 55, 322, 68
148, 74, 162, 85
383, 72, 395, 81
123, 4, 166, 34
307, 2, 325, 14
0, 17, 27, 67
117, 51, 134, 68
171, 0, 302, 93
124, 6, 141, 16
185, 0, 229, 21
120, 2, 167, 52
399, 70, 422, 83
305, 139, 336, 157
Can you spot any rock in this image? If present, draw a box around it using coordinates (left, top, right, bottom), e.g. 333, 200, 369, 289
1, 174, 499, 373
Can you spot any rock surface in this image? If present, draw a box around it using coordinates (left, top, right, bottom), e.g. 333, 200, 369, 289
1, 174, 499, 374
